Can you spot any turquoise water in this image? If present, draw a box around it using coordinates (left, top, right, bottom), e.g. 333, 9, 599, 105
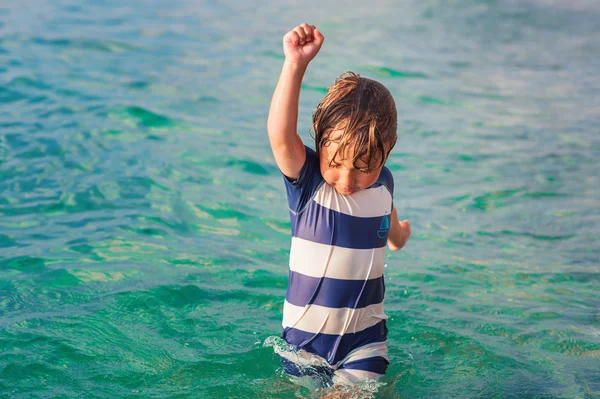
1, 0, 599, 397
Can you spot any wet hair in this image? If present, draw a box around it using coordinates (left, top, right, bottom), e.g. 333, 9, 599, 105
312, 71, 397, 171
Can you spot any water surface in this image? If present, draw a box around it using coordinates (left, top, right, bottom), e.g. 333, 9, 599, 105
1, 0, 599, 397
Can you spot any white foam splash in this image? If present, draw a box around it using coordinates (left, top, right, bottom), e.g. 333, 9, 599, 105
263, 336, 387, 398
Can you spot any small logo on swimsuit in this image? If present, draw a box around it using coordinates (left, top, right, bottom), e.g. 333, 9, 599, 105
377, 213, 390, 238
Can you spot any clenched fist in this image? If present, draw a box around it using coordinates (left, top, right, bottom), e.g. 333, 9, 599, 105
283, 23, 325, 66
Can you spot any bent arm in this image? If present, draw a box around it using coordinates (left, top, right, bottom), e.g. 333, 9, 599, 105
387, 207, 411, 251
267, 61, 307, 180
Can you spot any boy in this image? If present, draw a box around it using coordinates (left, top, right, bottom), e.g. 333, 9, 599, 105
267, 23, 411, 389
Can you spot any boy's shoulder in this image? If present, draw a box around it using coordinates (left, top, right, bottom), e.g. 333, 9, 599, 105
304, 145, 318, 160
298, 145, 321, 178
282, 145, 324, 214
371, 165, 394, 196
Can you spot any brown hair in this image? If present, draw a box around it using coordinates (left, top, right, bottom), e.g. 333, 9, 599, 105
312, 72, 397, 171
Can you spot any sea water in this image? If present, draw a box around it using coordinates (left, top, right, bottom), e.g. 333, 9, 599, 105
1, 0, 599, 397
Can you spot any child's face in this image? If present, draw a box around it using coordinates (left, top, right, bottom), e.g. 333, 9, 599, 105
319, 138, 385, 196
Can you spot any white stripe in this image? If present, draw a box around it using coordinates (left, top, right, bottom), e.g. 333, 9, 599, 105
336, 341, 388, 367
282, 301, 388, 336
313, 184, 392, 218
289, 237, 385, 280
333, 369, 383, 384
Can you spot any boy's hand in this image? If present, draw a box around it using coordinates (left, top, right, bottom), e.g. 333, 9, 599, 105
283, 23, 324, 66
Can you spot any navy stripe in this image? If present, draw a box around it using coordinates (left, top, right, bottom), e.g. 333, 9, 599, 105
279, 356, 334, 382
339, 356, 389, 374
291, 202, 388, 249
286, 272, 385, 309
282, 320, 388, 365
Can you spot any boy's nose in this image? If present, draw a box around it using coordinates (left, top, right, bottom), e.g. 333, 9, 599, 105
338, 171, 355, 188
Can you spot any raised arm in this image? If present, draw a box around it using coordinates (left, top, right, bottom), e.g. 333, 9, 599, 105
267, 24, 324, 180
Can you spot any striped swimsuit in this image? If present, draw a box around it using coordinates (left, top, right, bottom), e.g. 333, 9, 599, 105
280, 146, 393, 384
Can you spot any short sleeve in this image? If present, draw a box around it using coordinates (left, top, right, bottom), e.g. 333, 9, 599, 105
377, 166, 394, 197
282, 146, 324, 214
376, 167, 394, 212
